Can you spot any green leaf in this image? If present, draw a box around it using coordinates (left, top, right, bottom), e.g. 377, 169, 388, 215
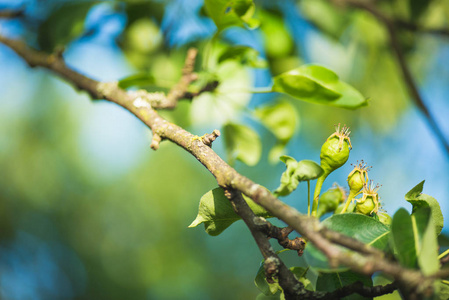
204, 0, 259, 32
189, 187, 270, 236
290, 267, 314, 291
274, 156, 323, 197
259, 10, 294, 58
405, 181, 444, 235
436, 281, 449, 300
304, 213, 390, 271
255, 264, 312, 296
268, 142, 287, 165
118, 73, 156, 89
38, 2, 95, 52
218, 45, 267, 68
390, 208, 417, 268
390, 207, 440, 274
416, 208, 439, 275
299, 0, 351, 41
254, 264, 280, 295
409, 0, 431, 20
223, 123, 261, 166
317, 185, 345, 218
254, 101, 299, 142
438, 233, 449, 247
255, 292, 282, 300
316, 271, 373, 300
272, 65, 368, 109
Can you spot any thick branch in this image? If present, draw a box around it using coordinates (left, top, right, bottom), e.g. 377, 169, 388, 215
0, 34, 442, 298
224, 190, 309, 299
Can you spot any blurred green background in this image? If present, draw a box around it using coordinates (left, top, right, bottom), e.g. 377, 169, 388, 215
0, 0, 448, 299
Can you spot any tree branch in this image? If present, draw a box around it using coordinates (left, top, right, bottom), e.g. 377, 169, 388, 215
0, 8, 24, 19
224, 190, 309, 299
394, 19, 449, 38
0, 34, 443, 298
321, 281, 398, 299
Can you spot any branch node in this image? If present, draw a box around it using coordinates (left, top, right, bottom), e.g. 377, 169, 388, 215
264, 257, 280, 284
201, 129, 220, 147
150, 133, 162, 150
97, 81, 119, 99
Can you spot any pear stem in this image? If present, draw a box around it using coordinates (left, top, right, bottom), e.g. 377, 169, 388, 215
340, 190, 359, 214
311, 174, 327, 217
307, 181, 311, 216
438, 248, 449, 260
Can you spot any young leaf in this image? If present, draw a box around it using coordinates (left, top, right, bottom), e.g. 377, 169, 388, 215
218, 45, 267, 68
118, 73, 156, 89
255, 264, 312, 296
254, 264, 280, 295
405, 180, 444, 235
254, 100, 299, 143
189, 187, 270, 236
290, 267, 314, 291
390, 206, 439, 274
304, 213, 390, 271
37, 2, 95, 52
272, 65, 368, 109
273, 156, 323, 197
415, 208, 440, 275
223, 123, 262, 166
316, 271, 373, 300
204, 0, 259, 32
436, 281, 449, 300
390, 208, 417, 269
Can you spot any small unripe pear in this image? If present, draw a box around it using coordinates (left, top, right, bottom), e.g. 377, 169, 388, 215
320, 124, 352, 175
355, 181, 381, 216
348, 162, 369, 193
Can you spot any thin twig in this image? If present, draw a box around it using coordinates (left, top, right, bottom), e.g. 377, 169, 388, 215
394, 20, 449, 38
0, 8, 24, 19
337, 0, 449, 157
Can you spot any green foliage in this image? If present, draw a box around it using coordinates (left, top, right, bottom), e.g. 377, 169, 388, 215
223, 122, 262, 166
316, 185, 345, 218
218, 45, 267, 68
189, 187, 271, 236
204, 0, 259, 32
272, 65, 368, 109
316, 271, 373, 300
388, 206, 439, 274
273, 156, 323, 197
405, 181, 444, 235
304, 214, 390, 271
254, 100, 299, 163
254, 101, 298, 143
118, 73, 156, 89
37, 2, 95, 52
255, 264, 313, 296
